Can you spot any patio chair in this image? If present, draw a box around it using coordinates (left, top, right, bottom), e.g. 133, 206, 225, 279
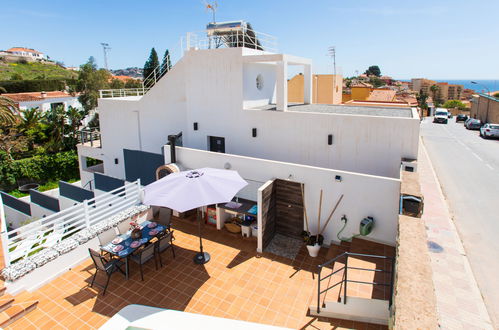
157, 207, 172, 231
117, 221, 130, 235
88, 248, 125, 295
129, 243, 157, 281
155, 231, 175, 267
98, 228, 116, 247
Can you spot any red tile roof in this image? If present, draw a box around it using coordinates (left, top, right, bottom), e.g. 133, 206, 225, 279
1, 91, 77, 102
368, 89, 396, 102
111, 75, 138, 82
6, 47, 42, 54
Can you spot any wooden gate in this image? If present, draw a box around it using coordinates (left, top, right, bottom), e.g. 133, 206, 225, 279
274, 179, 304, 239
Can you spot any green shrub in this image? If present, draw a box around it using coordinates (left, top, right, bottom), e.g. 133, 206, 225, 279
0, 79, 77, 93
0, 150, 80, 191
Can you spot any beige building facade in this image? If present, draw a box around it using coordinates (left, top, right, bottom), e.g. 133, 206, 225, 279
288, 74, 343, 104
470, 94, 499, 123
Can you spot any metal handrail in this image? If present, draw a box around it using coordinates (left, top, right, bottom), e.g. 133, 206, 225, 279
316, 251, 395, 313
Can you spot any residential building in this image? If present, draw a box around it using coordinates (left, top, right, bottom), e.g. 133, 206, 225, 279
0, 23, 427, 328
0, 47, 46, 62
435, 82, 463, 102
470, 93, 499, 123
2, 91, 82, 112
288, 73, 343, 104
410, 78, 436, 95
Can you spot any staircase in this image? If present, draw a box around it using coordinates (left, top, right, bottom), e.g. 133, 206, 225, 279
309, 238, 395, 325
0, 242, 38, 328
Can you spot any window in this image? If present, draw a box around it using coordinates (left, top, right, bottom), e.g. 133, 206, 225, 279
256, 74, 264, 90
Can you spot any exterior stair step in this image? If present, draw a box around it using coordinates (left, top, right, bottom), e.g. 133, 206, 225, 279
0, 294, 14, 313
0, 292, 39, 328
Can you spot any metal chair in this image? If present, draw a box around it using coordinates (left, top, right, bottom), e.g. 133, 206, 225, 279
117, 221, 130, 235
97, 228, 116, 247
88, 248, 125, 295
157, 207, 172, 231
129, 243, 157, 281
155, 231, 175, 267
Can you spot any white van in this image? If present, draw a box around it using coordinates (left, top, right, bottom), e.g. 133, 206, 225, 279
433, 108, 449, 124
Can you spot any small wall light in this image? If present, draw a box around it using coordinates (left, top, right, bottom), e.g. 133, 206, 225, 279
193, 122, 198, 131
252, 128, 257, 137
335, 175, 342, 182
114, 158, 119, 164
328, 134, 333, 145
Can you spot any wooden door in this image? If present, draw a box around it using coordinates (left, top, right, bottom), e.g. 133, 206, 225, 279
274, 179, 304, 239
260, 180, 276, 249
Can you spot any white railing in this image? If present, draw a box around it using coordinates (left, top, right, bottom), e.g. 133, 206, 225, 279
99, 28, 278, 99
181, 29, 278, 54
1, 180, 142, 266
99, 88, 147, 98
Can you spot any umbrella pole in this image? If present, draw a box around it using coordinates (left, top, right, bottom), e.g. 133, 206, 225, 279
194, 208, 210, 264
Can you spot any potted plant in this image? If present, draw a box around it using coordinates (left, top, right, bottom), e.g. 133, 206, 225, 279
130, 220, 142, 239
303, 231, 323, 257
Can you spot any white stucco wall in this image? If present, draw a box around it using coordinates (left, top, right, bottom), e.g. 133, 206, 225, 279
242, 62, 276, 108
30, 203, 56, 219
81, 47, 419, 182
166, 146, 401, 247
3, 206, 31, 229
19, 97, 82, 112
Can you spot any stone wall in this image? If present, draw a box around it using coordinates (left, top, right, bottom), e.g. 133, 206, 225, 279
391, 215, 438, 329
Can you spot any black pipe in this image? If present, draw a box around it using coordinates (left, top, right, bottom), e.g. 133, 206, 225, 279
167, 135, 176, 163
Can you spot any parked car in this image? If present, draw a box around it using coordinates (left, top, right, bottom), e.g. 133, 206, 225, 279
466, 118, 482, 130
456, 114, 468, 122
433, 110, 449, 124
480, 123, 499, 139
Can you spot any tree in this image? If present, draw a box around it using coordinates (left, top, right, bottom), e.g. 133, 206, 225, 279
109, 78, 125, 89
429, 84, 443, 107
18, 107, 44, 150
124, 79, 142, 88
143, 48, 159, 81
364, 65, 381, 77
0, 128, 29, 160
43, 105, 66, 152
442, 100, 467, 110
160, 49, 172, 78
0, 96, 19, 126
494, 92, 499, 98
369, 77, 384, 88
416, 89, 429, 112
77, 57, 111, 113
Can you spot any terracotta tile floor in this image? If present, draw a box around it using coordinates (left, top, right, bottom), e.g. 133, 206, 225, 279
8, 217, 387, 329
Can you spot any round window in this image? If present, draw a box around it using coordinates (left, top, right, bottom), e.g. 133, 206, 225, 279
256, 74, 264, 90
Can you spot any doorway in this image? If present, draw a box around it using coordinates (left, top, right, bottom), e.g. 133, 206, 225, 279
208, 136, 225, 153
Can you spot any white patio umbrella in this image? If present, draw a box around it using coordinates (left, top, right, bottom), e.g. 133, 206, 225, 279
143, 167, 248, 264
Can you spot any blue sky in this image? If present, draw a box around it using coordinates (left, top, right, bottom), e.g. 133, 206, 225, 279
2, 0, 498, 79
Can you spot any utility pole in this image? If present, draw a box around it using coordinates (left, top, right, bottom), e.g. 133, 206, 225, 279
328, 46, 336, 104
100, 43, 111, 71
205, 1, 218, 23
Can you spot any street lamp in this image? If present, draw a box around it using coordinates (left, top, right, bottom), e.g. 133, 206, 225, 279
471, 81, 490, 122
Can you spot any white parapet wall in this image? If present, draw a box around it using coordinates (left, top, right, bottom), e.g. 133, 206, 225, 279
165, 146, 401, 247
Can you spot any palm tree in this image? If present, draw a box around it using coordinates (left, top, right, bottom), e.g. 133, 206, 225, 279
19, 107, 42, 132
0, 96, 19, 126
430, 85, 440, 107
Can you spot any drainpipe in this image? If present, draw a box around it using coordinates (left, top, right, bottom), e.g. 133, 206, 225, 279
168, 135, 177, 163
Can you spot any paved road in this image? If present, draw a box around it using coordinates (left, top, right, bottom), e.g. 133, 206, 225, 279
421, 117, 499, 326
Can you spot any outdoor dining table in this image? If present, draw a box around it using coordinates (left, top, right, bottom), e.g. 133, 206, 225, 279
101, 220, 167, 280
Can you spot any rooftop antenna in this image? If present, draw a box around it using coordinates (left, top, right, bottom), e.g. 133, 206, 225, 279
100, 42, 111, 71
327, 46, 336, 103
204, 1, 218, 23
